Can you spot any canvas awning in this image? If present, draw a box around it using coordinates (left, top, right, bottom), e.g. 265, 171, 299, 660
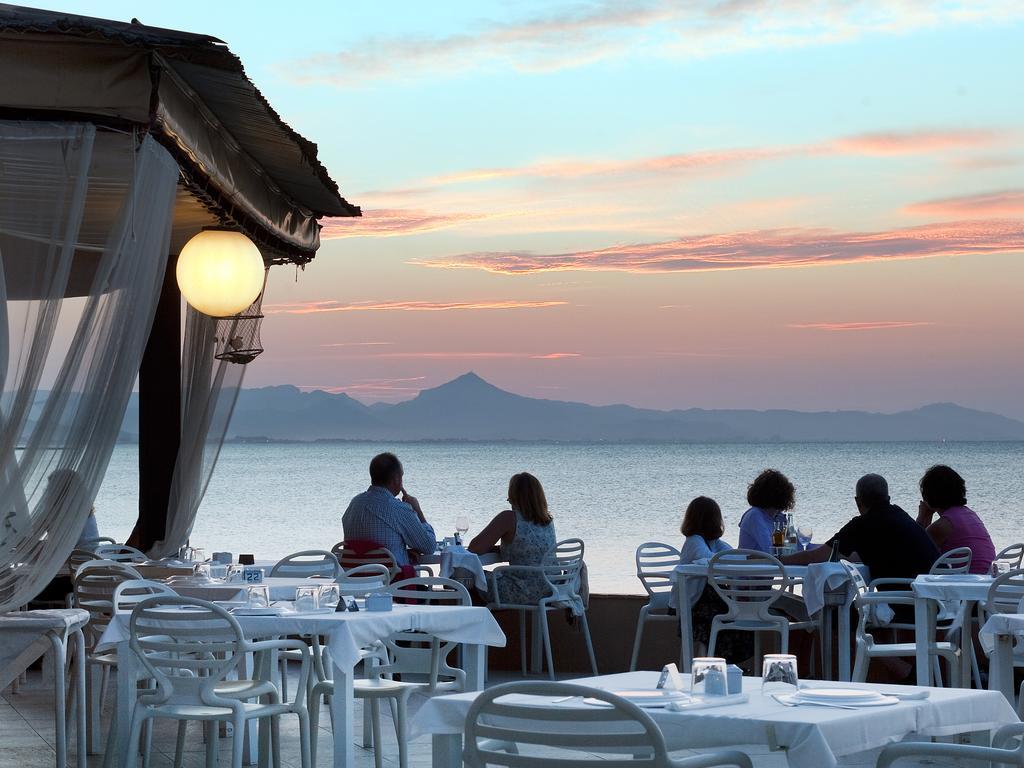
0, 4, 359, 264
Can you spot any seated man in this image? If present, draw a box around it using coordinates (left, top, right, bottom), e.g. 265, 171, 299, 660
781, 473, 939, 580
342, 452, 437, 567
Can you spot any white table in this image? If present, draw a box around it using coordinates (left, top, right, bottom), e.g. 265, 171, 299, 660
911, 574, 992, 687
412, 670, 1018, 768
980, 612, 1024, 705
98, 603, 506, 768
671, 563, 865, 680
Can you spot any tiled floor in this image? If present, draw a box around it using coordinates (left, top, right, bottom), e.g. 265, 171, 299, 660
0, 668, 980, 767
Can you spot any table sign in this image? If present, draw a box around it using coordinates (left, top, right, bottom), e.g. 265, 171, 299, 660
242, 566, 263, 584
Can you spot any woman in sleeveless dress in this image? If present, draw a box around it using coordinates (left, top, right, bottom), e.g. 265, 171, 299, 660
469, 472, 556, 604
916, 464, 995, 575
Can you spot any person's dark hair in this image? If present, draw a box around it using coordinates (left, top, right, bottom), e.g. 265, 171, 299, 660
920, 465, 967, 510
680, 496, 725, 540
855, 473, 890, 510
369, 452, 402, 487
746, 469, 796, 511
507, 472, 552, 526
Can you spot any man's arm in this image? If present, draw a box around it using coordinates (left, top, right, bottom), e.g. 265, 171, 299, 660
781, 544, 832, 565
394, 495, 437, 554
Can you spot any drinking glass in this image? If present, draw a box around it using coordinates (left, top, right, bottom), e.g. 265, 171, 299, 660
179, 546, 195, 563
318, 584, 341, 610
761, 654, 799, 695
227, 565, 244, 583
192, 548, 207, 563
295, 586, 319, 612
690, 657, 728, 696
246, 585, 270, 609
455, 515, 470, 541
192, 562, 211, 580
796, 525, 814, 551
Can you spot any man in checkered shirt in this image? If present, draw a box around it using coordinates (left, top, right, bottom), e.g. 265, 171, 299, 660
342, 452, 437, 566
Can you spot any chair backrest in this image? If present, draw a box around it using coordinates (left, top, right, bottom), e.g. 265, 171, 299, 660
336, 563, 391, 597
635, 542, 681, 600
996, 544, 1024, 570
72, 561, 144, 646
67, 548, 101, 571
332, 541, 399, 580
541, 538, 586, 593
269, 549, 341, 579
129, 596, 245, 706
707, 549, 787, 623
80, 536, 117, 549
985, 569, 1024, 616
93, 544, 148, 563
463, 681, 672, 767
113, 578, 179, 610
930, 547, 972, 575
382, 576, 473, 691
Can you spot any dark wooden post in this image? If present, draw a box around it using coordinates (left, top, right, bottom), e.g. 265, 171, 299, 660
127, 255, 181, 551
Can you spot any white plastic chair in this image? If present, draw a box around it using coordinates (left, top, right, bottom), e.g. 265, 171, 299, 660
309, 577, 472, 768
840, 560, 959, 686
997, 544, 1024, 570
463, 680, 753, 767
126, 596, 311, 768
71, 560, 143, 758
877, 723, 1024, 766
706, 549, 815, 666
629, 542, 681, 671
269, 549, 341, 579
93, 544, 148, 563
337, 563, 392, 597
932, 546, 973, 574
488, 538, 598, 679
113, 579, 281, 768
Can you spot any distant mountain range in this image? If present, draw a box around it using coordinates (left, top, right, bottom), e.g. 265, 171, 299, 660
117, 372, 1024, 443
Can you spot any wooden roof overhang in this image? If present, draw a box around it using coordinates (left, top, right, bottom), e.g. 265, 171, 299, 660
0, 4, 360, 265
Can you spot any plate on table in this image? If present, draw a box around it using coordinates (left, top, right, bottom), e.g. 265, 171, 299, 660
921, 573, 990, 582
790, 689, 898, 707
583, 690, 691, 708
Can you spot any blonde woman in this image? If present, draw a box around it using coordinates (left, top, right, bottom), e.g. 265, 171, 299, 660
469, 472, 556, 603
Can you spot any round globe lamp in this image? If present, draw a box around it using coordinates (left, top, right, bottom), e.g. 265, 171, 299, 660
176, 230, 265, 317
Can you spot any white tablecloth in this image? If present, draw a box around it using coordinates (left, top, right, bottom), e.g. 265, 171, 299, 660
980, 613, 1024, 655
412, 670, 1018, 768
912, 574, 992, 603
98, 603, 506, 671
671, 562, 865, 616
0, 608, 89, 690
438, 548, 488, 592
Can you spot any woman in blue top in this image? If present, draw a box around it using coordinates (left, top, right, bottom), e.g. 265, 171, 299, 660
680, 496, 751, 664
737, 469, 796, 552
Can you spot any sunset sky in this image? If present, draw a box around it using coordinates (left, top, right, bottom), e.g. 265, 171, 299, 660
52, 1, 1024, 416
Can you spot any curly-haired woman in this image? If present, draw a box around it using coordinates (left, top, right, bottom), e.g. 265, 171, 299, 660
737, 468, 796, 552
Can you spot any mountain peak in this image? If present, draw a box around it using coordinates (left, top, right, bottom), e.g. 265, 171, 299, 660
429, 371, 501, 393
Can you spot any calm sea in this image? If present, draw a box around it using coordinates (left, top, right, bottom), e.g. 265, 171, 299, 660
94, 441, 1024, 594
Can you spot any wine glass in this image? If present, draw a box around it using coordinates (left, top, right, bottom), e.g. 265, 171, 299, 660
796, 525, 814, 551
455, 515, 470, 543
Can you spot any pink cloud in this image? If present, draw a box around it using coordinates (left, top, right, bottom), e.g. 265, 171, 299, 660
264, 299, 568, 315
320, 208, 496, 238
319, 341, 395, 348
904, 189, 1024, 218
788, 321, 936, 332
322, 351, 582, 360
417, 219, 1024, 274
828, 130, 998, 156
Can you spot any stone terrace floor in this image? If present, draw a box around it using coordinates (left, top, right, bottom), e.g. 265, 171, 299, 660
1, 667, 981, 767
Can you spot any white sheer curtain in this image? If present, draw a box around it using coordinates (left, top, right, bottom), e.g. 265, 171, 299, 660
0, 121, 178, 612
150, 308, 247, 558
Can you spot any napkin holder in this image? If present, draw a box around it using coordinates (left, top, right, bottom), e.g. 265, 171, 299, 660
656, 663, 685, 692
212, 552, 232, 564
366, 593, 393, 612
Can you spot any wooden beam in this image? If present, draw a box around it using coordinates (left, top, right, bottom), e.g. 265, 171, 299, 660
127, 255, 181, 552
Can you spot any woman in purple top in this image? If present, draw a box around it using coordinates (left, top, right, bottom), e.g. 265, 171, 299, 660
916, 464, 995, 575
